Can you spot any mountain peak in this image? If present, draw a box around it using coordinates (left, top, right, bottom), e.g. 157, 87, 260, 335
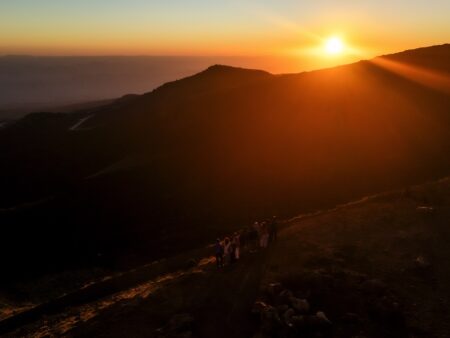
205, 64, 236, 72
202, 64, 271, 76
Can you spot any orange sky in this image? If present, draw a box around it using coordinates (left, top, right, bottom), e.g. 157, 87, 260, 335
1, 0, 449, 72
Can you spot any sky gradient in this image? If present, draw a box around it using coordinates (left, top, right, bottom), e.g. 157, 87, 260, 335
1, 0, 449, 72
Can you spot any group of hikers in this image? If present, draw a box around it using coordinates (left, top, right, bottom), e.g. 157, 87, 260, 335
214, 216, 278, 268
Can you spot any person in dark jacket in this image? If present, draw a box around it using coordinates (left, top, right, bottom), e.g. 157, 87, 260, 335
215, 238, 224, 268
269, 216, 278, 242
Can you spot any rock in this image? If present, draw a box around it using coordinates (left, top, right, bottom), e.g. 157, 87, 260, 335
416, 206, 434, 213
283, 308, 296, 327
167, 313, 194, 333
272, 288, 294, 305
157, 314, 195, 337
360, 279, 387, 295
304, 312, 332, 328
267, 282, 284, 297
291, 315, 306, 328
252, 332, 271, 338
304, 315, 322, 327
252, 301, 270, 314
185, 258, 197, 269
415, 255, 431, 269
276, 304, 289, 313
368, 296, 403, 325
341, 312, 361, 323
176, 332, 193, 338
260, 305, 282, 333
289, 297, 310, 314
316, 311, 332, 325
279, 289, 294, 302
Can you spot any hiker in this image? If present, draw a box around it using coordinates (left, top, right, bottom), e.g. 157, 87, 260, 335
215, 238, 224, 268
233, 232, 241, 260
260, 221, 269, 249
269, 216, 278, 242
224, 237, 232, 265
229, 236, 237, 264
254, 221, 262, 248
253, 222, 261, 247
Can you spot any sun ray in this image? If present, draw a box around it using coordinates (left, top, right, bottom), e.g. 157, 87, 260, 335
370, 57, 450, 94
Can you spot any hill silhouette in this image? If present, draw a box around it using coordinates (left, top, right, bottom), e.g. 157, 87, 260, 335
0, 44, 449, 287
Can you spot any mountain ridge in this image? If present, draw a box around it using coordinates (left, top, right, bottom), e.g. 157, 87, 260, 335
0, 44, 449, 287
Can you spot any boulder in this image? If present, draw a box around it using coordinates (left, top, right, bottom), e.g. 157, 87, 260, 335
267, 282, 284, 297
316, 311, 332, 325
157, 313, 195, 337
252, 301, 270, 315
360, 279, 387, 296
276, 304, 289, 314
283, 308, 296, 327
279, 289, 294, 300
167, 313, 194, 333
304, 311, 332, 328
369, 296, 403, 324
260, 305, 282, 333
415, 255, 431, 269
291, 315, 306, 329
278, 289, 294, 303
289, 297, 310, 314
341, 312, 361, 324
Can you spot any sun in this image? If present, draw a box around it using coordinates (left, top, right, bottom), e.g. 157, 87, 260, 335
324, 37, 344, 55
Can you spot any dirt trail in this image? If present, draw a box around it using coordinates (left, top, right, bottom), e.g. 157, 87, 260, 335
70, 247, 270, 338
188, 249, 269, 338
5, 241, 271, 337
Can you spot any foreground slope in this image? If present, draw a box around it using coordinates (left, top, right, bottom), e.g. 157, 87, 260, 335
259, 177, 450, 337
10, 177, 450, 338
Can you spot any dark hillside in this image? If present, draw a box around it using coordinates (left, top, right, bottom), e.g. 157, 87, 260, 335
0, 45, 449, 284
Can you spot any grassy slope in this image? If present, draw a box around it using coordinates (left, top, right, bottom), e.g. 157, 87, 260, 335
11, 177, 449, 338
264, 177, 450, 337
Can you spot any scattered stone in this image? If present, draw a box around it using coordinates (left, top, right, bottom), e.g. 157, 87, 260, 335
291, 315, 305, 328
253, 284, 334, 336
278, 289, 294, 303
252, 301, 270, 315
168, 313, 194, 333
283, 308, 295, 327
303, 312, 332, 329
157, 313, 194, 337
415, 255, 431, 269
316, 311, 332, 325
416, 206, 434, 213
176, 332, 192, 338
341, 312, 361, 323
368, 296, 403, 324
360, 279, 387, 295
260, 305, 282, 333
185, 259, 197, 269
289, 297, 310, 314
267, 282, 284, 297
276, 304, 289, 313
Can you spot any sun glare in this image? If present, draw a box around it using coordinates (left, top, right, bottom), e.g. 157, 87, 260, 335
324, 37, 344, 55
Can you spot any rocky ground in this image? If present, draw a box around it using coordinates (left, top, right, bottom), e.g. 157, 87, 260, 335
256, 177, 450, 338
2, 177, 450, 338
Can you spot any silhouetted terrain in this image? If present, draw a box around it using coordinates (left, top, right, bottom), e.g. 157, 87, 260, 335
0, 55, 310, 119
0, 44, 449, 300
0, 56, 249, 118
